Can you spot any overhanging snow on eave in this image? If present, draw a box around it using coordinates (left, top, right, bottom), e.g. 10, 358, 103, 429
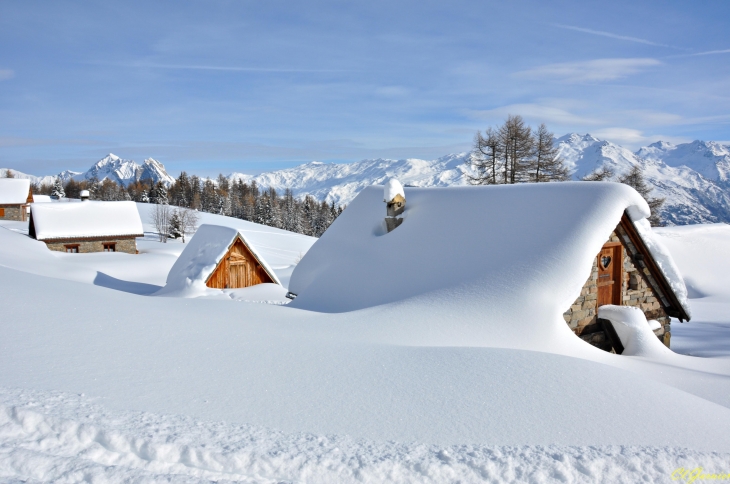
36, 234, 144, 242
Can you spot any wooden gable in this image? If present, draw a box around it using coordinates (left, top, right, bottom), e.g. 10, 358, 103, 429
564, 210, 690, 352
26, 186, 34, 204
205, 236, 276, 289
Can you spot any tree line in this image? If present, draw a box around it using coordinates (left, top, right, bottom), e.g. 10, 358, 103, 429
31, 173, 344, 238
468, 115, 665, 226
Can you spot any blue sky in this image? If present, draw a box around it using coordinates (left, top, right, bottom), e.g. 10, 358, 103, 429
1, 0, 729, 177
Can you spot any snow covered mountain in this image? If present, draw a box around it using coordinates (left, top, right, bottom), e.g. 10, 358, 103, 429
72, 153, 175, 187
555, 134, 730, 225
1, 154, 175, 188
229, 153, 473, 206
227, 135, 730, 225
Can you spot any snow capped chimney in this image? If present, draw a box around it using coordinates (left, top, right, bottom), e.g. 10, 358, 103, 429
384, 179, 405, 233
80, 190, 90, 201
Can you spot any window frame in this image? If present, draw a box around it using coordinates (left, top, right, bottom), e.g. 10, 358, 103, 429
103, 242, 116, 252
64, 244, 80, 253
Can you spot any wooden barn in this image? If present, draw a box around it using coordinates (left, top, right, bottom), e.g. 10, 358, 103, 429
0, 178, 34, 221
29, 200, 144, 254
164, 224, 281, 291
563, 212, 690, 352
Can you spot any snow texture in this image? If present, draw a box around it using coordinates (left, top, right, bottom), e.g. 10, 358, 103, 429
30, 200, 144, 240
289, 182, 689, 318
156, 224, 282, 298
598, 305, 672, 358
0, 178, 30, 204
383, 178, 405, 202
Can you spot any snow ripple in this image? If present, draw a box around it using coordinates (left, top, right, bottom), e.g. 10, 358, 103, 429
1, 388, 727, 483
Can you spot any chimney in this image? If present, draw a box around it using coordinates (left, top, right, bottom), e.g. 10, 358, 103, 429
384, 179, 405, 233
80, 190, 90, 201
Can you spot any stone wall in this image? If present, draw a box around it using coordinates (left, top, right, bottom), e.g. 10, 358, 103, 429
563, 230, 671, 350
44, 237, 138, 254
0, 204, 26, 221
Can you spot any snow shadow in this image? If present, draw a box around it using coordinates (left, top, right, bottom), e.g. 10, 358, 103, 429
93, 271, 162, 296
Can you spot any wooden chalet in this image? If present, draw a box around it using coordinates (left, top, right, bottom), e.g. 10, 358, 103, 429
166, 224, 281, 290
0, 178, 34, 221
29, 201, 144, 254
564, 212, 690, 353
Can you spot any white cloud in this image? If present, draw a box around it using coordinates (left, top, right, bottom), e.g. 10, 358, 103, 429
591, 127, 689, 149
516, 58, 661, 83
466, 103, 600, 126
0, 69, 15, 81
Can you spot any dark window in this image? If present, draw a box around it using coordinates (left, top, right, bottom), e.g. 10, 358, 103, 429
103, 243, 116, 252
65, 245, 79, 253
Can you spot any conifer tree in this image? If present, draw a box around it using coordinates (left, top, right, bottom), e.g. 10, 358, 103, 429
51, 177, 65, 199
619, 165, 665, 226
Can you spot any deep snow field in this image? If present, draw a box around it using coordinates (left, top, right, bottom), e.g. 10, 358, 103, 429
1, 199, 730, 483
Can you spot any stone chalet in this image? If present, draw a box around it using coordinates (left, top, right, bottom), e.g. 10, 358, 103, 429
0, 178, 34, 221
29, 201, 144, 254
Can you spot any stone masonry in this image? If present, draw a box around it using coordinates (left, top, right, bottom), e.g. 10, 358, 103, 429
0, 205, 27, 221
44, 237, 138, 254
563, 230, 671, 349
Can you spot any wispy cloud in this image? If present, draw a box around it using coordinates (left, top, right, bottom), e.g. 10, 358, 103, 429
466, 103, 601, 126
0, 69, 15, 81
516, 58, 661, 83
590, 127, 689, 149
88, 61, 349, 73
693, 49, 730, 56
552, 24, 686, 50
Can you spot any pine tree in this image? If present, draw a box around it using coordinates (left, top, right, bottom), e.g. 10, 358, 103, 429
618, 165, 665, 226
155, 182, 169, 205
51, 177, 65, 199
168, 211, 183, 239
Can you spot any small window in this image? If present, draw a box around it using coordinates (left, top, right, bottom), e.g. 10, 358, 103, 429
103, 243, 116, 252
0, 208, 4, 217
65, 245, 79, 253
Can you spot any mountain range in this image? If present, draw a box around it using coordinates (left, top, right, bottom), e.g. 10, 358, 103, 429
4, 135, 730, 225
3, 154, 175, 188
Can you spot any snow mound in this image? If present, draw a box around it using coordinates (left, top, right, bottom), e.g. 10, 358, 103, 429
290, 182, 658, 315
598, 305, 672, 358
30, 200, 143, 240
0, 178, 30, 204
156, 224, 281, 298
383, 178, 405, 202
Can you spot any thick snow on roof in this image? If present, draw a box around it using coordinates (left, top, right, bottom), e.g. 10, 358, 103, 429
157, 224, 281, 297
289, 182, 690, 317
383, 178, 404, 202
30, 201, 143, 240
0, 178, 31, 204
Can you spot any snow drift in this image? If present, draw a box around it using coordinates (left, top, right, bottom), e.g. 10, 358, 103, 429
289, 182, 688, 321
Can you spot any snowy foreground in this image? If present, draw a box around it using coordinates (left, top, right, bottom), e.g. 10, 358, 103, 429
1, 201, 730, 482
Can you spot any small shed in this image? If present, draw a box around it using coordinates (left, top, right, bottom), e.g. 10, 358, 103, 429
29, 201, 144, 254
0, 179, 34, 221
163, 224, 281, 291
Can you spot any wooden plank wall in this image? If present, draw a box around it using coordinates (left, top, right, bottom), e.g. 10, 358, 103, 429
206, 237, 275, 289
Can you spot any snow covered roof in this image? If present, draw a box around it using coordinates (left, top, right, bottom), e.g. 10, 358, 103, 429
289, 182, 690, 319
29, 201, 144, 240
158, 224, 281, 297
0, 178, 31, 204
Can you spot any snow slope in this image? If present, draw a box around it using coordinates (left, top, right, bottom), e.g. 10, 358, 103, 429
2, 193, 730, 480
655, 223, 730, 359
0, 203, 316, 294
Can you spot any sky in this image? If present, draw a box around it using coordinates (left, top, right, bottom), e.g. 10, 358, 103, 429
1, 0, 729, 178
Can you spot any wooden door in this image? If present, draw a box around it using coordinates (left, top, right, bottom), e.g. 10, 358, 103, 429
228, 252, 249, 288
597, 244, 622, 307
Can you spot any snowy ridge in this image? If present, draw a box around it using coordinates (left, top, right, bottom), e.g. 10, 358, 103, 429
0, 154, 175, 188
229, 153, 473, 206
